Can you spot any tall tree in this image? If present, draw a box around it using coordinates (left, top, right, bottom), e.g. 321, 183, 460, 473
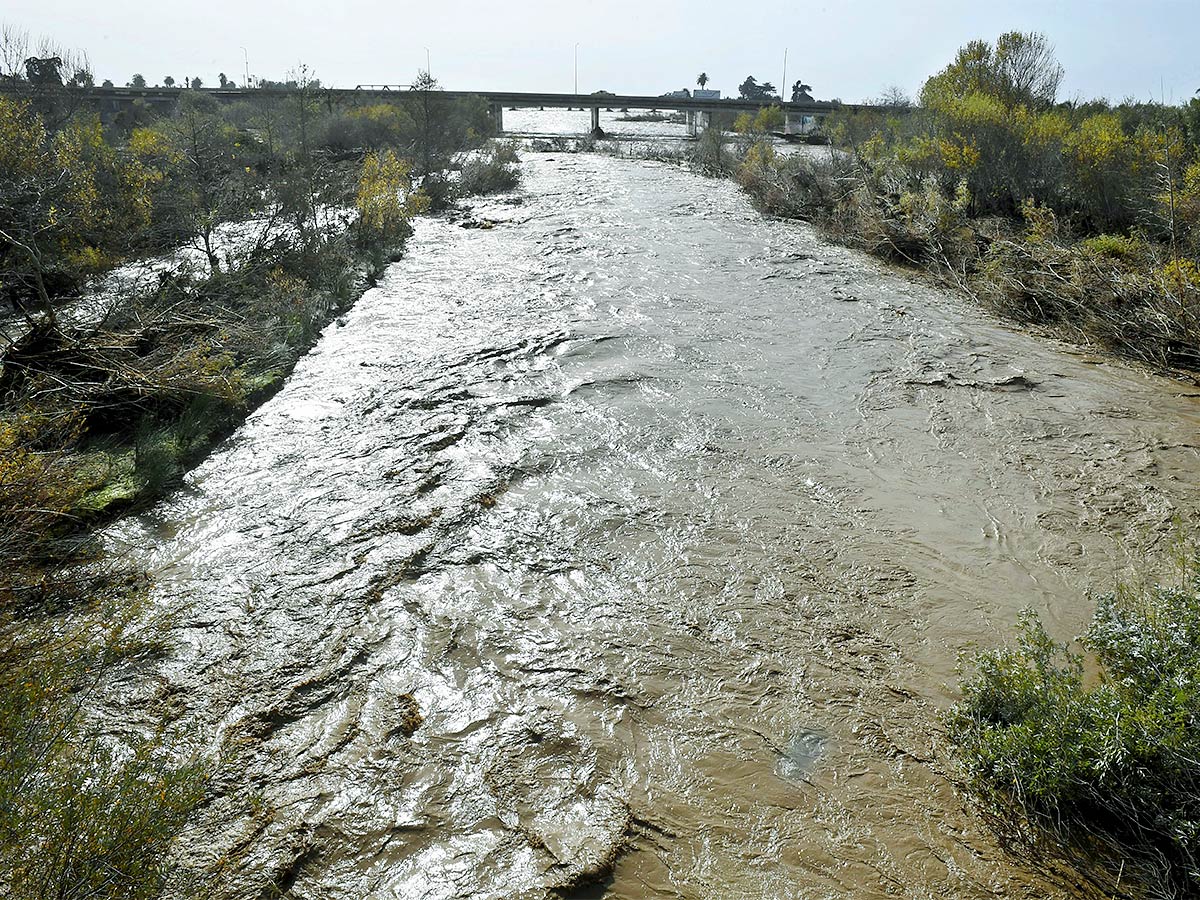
151, 93, 260, 272
128, 73, 146, 88
697, 72, 708, 89
0, 99, 128, 321
163, 75, 175, 88
24, 56, 63, 87
921, 31, 1063, 109
190, 76, 203, 90
739, 76, 777, 102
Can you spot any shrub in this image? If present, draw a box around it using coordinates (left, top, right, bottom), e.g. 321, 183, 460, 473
1081, 233, 1143, 259
319, 103, 415, 154
949, 551, 1200, 898
0, 612, 209, 900
354, 149, 427, 244
457, 140, 522, 196
690, 124, 734, 176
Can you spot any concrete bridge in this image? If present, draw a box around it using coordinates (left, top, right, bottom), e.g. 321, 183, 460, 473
0, 84, 869, 136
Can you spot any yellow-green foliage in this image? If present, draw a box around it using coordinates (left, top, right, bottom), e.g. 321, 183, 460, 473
355, 149, 428, 240
0, 98, 46, 177
1161, 257, 1200, 292
920, 31, 1063, 111
0, 614, 209, 900
1080, 233, 1143, 259
0, 413, 86, 580
735, 106, 785, 134
123, 127, 178, 226
0, 100, 158, 281
1172, 160, 1200, 241
736, 139, 777, 187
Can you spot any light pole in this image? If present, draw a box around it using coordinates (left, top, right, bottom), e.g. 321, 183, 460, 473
574, 42, 579, 95
241, 46, 250, 89
424, 46, 431, 78
782, 47, 788, 103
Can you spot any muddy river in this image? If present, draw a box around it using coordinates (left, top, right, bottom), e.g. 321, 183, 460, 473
109, 152, 1200, 899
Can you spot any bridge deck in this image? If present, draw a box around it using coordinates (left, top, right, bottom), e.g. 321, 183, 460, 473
0, 84, 872, 115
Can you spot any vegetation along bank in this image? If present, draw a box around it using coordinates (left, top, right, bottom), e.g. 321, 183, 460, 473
680, 31, 1200, 900
0, 40, 519, 899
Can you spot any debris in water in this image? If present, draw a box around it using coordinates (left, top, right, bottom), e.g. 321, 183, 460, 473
776, 728, 829, 781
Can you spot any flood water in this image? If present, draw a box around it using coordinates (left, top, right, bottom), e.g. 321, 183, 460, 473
108, 150, 1200, 899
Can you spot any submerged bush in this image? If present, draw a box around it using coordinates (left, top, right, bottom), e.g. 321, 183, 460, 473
949, 553, 1200, 898
457, 140, 522, 196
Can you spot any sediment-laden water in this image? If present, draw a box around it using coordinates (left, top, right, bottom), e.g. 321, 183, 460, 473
108, 152, 1200, 899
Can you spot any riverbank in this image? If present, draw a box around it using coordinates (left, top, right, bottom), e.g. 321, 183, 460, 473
0, 113, 519, 897
725, 138, 1200, 379
689, 34, 1200, 896
0, 182, 419, 900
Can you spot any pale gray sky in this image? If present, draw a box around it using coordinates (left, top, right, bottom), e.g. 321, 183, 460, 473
8, 0, 1199, 104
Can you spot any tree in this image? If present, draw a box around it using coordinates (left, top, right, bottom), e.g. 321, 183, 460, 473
218, 72, 228, 88
24, 56, 62, 87
410, 69, 440, 177
0, 99, 127, 321
163, 76, 175, 88
994, 31, 1064, 108
0, 24, 30, 81
697, 72, 708, 90
128, 73, 146, 88
739, 76, 777, 102
101, 78, 113, 88
68, 68, 93, 88
873, 84, 911, 108
355, 149, 427, 244
921, 31, 1063, 110
149, 93, 259, 272
190, 76, 202, 90
791, 80, 813, 102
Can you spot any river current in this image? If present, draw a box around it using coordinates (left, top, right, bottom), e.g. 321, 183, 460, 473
108, 148, 1200, 899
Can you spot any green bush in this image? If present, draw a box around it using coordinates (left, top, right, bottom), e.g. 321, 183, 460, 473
949, 554, 1200, 898
1081, 233, 1144, 259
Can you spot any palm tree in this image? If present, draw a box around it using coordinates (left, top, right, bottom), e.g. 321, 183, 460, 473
697, 72, 709, 90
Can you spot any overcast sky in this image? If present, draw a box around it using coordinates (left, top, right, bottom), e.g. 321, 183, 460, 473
7, 0, 1199, 104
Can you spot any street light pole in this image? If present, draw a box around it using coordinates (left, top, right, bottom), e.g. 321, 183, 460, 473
241, 46, 250, 88
782, 47, 788, 103
574, 42, 579, 95
425, 46, 431, 78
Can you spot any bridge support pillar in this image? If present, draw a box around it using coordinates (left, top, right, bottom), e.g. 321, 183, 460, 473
490, 102, 504, 136
589, 106, 605, 139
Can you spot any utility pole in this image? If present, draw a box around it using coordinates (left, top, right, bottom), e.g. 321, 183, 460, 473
782, 47, 788, 103
425, 46, 431, 78
574, 43, 579, 95
241, 46, 250, 89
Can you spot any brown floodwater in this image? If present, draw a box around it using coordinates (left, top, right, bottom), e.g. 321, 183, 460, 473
108, 152, 1200, 899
